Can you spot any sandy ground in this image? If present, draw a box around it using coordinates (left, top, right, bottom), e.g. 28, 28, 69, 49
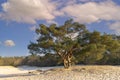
0, 66, 60, 76
0, 65, 120, 80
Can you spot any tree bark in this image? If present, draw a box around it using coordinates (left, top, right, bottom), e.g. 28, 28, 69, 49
68, 56, 72, 67
63, 58, 69, 69
58, 52, 72, 69
63, 56, 72, 69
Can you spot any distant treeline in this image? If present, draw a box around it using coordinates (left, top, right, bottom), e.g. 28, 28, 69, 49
0, 56, 24, 66
0, 54, 60, 67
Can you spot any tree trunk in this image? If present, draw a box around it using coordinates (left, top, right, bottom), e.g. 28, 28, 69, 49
68, 56, 72, 67
58, 52, 72, 69
63, 58, 69, 69
63, 56, 72, 69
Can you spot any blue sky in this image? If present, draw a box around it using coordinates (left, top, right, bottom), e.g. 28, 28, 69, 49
0, 0, 120, 57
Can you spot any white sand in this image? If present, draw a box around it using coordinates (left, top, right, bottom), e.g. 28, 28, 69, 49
0, 65, 120, 80
0, 66, 28, 75
0, 66, 60, 76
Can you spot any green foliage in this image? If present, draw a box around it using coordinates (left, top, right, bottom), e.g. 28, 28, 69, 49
27, 20, 120, 66
75, 31, 120, 65
28, 19, 87, 68
89, 31, 101, 43
83, 44, 105, 64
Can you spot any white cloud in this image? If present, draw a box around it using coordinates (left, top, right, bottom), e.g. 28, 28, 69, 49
109, 21, 120, 34
29, 26, 36, 31
62, 1, 120, 24
0, 0, 120, 34
61, 0, 120, 34
79, 0, 105, 2
0, 41, 2, 45
1, 0, 120, 24
0, 0, 59, 24
46, 20, 58, 25
79, 0, 91, 2
4, 40, 15, 47
0, 13, 2, 17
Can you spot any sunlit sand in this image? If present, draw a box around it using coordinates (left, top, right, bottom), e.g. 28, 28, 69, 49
0, 65, 120, 80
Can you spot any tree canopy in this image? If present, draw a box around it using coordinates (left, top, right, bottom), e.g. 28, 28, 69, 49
28, 19, 88, 68
28, 19, 120, 68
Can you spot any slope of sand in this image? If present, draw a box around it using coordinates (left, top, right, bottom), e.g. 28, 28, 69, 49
0, 66, 60, 76
0, 65, 120, 80
0, 66, 28, 75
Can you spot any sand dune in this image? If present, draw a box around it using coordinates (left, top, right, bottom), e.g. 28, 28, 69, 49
0, 65, 120, 80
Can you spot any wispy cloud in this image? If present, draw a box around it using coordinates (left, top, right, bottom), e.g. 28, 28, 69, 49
0, 0, 120, 24
0, 0, 120, 33
62, 1, 120, 24
4, 40, 15, 47
0, 41, 2, 45
79, 0, 106, 2
61, 1, 120, 33
109, 21, 120, 35
79, 0, 92, 2
29, 26, 36, 31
